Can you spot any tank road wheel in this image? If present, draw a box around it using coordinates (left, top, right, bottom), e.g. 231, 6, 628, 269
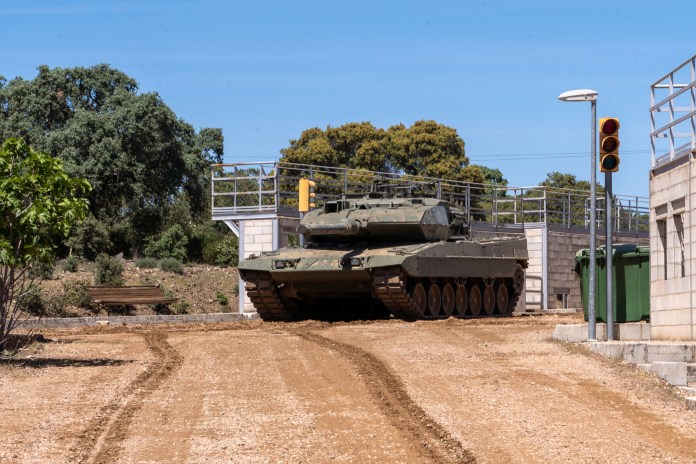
455, 285, 468, 315
495, 282, 509, 314
469, 284, 482, 316
411, 282, 427, 318
427, 283, 442, 318
441, 283, 455, 317
483, 284, 496, 315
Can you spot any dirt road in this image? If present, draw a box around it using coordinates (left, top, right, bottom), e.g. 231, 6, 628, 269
1, 315, 694, 463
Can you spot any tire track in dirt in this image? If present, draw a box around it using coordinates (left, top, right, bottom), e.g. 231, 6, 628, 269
297, 331, 476, 464
69, 330, 183, 464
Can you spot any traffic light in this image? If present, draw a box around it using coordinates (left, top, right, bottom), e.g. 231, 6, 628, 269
298, 178, 316, 212
599, 117, 620, 172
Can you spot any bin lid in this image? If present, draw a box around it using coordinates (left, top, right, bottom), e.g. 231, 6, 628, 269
575, 243, 649, 261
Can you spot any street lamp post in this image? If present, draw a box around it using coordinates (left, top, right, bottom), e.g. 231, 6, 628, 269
558, 89, 598, 341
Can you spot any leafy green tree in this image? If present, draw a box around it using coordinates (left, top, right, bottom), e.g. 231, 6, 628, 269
0, 138, 90, 349
280, 120, 476, 180
0, 65, 223, 256
535, 172, 604, 226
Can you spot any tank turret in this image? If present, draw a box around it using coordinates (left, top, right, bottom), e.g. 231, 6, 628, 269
299, 195, 468, 243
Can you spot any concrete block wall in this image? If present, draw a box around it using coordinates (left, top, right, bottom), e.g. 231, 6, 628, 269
524, 228, 544, 310
240, 219, 276, 314
650, 158, 695, 340
547, 230, 587, 310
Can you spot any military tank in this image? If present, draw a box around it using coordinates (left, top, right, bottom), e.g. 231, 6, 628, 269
238, 194, 528, 321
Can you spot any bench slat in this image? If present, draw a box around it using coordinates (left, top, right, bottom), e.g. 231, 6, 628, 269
88, 286, 178, 305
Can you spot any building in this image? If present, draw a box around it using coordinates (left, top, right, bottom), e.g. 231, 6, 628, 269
649, 55, 696, 340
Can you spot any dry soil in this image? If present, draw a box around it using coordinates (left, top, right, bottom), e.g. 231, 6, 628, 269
1, 315, 695, 464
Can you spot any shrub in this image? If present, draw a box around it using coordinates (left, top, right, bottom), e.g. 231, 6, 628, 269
190, 221, 226, 264
135, 257, 159, 269
143, 224, 188, 262
29, 259, 55, 280
173, 300, 190, 314
17, 285, 45, 316
44, 294, 67, 317
62, 255, 79, 273
65, 214, 113, 260
216, 291, 228, 307
159, 257, 184, 274
94, 254, 124, 287
63, 279, 93, 309
214, 236, 239, 267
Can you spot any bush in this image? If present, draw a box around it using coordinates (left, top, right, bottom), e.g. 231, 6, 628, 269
62, 255, 79, 273
63, 279, 93, 309
17, 285, 45, 316
94, 254, 124, 287
214, 236, 239, 267
159, 257, 184, 274
172, 300, 190, 314
65, 214, 113, 260
44, 294, 67, 317
215, 291, 228, 307
135, 257, 159, 269
29, 259, 55, 280
17, 286, 66, 317
143, 224, 188, 262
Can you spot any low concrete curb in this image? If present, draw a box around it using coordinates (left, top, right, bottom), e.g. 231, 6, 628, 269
16, 312, 256, 329
552, 322, 651, 342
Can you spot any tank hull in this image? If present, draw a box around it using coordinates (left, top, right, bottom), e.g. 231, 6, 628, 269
239, 238, 528, 321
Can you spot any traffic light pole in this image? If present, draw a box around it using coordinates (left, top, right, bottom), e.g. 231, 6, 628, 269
605, 172, 614, 341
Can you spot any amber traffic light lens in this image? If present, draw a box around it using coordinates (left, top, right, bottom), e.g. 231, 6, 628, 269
601, 137, 618, 152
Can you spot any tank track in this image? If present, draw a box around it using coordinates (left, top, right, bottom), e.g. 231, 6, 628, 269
372, 268, 422, 321
243, 271, 295, 321
372, 267, 522, 321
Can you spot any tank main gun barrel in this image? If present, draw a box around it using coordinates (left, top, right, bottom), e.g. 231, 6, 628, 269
298, 219, 362, 236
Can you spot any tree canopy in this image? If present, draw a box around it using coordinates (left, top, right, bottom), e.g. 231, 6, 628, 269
0, 138, 90, 347
0, 65, 223, 256
280, 120, 488, 183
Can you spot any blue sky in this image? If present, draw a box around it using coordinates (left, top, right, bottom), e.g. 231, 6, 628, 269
3, 0, 696, 198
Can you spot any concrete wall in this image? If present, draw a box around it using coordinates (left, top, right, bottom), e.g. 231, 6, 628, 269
650, 157, 696, 340
523, 226, 647, 312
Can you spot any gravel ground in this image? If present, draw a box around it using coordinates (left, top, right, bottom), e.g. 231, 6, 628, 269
0, 315, 694, 463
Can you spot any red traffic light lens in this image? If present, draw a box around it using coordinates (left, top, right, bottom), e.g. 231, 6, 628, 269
601, 119, 618, 134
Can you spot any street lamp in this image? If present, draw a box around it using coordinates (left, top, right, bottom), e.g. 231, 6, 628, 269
558, 88, 598, 341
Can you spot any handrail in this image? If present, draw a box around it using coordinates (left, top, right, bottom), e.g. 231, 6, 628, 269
211, 161, 649, 232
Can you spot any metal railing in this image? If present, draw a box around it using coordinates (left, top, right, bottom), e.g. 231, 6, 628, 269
651, 54, 696, 167
212, 162, 649, 231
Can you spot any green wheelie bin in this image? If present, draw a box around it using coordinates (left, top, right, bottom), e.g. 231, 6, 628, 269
575, 244, 650, 323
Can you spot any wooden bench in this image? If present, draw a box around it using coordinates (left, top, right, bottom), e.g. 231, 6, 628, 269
88, 286, 178, 306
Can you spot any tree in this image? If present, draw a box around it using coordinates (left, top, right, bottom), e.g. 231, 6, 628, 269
0, 65, 223, 256
280, 120, 479, 181
0, 139, 90, 350
536, 172, 604, 226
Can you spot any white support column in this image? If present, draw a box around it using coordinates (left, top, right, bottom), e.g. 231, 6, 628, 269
238, 221, 246, 315
542, 225, 549, 311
